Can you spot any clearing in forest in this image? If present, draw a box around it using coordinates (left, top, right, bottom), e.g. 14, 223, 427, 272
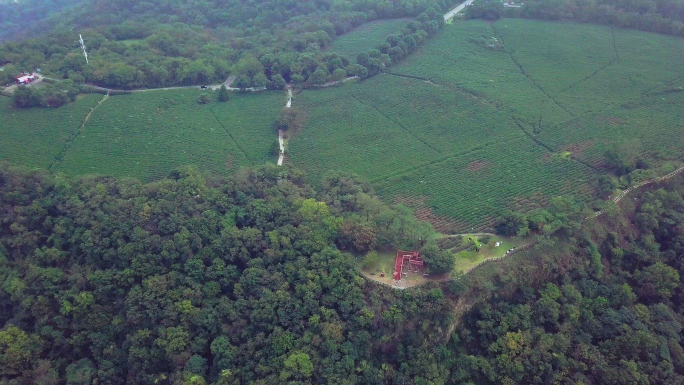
330, 18, 412, 60
290, 19, 684, 232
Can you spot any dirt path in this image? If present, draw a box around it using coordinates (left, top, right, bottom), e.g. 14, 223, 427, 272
441, 232, 496, 238
444, 0, 475, 22
80, 75, 360, 95
277, 88, 292, 166
591, 166, 684, 217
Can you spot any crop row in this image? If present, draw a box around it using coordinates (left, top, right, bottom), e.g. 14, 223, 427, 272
0, 94, 102, 169
57, 90, 274, 180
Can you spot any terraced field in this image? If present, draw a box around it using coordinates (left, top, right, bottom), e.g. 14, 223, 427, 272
330, 18, 411, 60
290, 19, 684, 232
57, 90, 283, 180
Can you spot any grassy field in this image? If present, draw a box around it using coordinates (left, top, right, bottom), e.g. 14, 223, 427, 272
0, 94, 102, 169
330, 18, 411, 60
290, 19, 684, 232
57, 90, 283, 180
452, 235, 528, 273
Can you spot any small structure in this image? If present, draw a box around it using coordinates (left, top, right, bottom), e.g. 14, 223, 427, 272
15, 74, 37, 84
393, 251, 425, 280
503, 1, 523, 7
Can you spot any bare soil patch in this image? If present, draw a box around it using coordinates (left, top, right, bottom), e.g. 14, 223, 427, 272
468, 160, 491, 172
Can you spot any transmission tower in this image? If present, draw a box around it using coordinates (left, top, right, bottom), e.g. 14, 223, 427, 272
79, 34, 89, 64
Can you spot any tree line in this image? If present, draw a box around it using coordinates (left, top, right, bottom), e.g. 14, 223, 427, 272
466, 0, 684, 37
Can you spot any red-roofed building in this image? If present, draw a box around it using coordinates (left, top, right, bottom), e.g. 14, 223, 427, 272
15, 74, 37, 84
393, 251, 424, 280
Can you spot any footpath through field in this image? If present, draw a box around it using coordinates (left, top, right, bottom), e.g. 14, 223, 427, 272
277, 88, 292, 166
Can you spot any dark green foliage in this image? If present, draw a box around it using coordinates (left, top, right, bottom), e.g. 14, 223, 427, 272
275, 106, 305, 132
11, 80, 81, 108
598, 175, 618, 196
465, 0, 505, 20
217, 85, 229, 102
0, 0, 459, 89
454, 176, 684, 385
197, 92, 211, 104
420, 243, 455, 274
0, 164, 455, 384
12, 86, 43, 108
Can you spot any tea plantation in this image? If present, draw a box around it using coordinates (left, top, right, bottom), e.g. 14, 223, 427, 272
290, 19, 684, 232
1, 18, 682, 232
0, 94, 102, 169
56, 90, 283, 180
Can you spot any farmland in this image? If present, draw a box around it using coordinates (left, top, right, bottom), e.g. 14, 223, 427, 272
290, 19, 684, 232
0, 94, 102, 169
329, 18, 411, 60
56, 90, 283, 180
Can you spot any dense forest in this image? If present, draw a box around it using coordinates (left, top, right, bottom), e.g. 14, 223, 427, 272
0, 164, 457, 385
0, 0, 449, 90
1, 162, 683, 384
467, 0, 684, 36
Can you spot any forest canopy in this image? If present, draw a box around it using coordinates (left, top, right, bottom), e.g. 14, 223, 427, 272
1, 165, 684, 384
0, 0, 451, 89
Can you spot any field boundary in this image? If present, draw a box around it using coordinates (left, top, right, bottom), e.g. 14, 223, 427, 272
370, 131, 523, 185
49, 92, 109, 172
347, 91, 442, 154
559, 27, 620, 94
492, 25, 575, 118
209, 106, 254, 166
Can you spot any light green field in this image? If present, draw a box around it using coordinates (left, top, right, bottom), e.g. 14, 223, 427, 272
291, 19, 684, 232
57, 90, 283, 180
363, 250, 398, 277
0, 94, 102, 169
452, 235, 525, 273
330, 18, 411, 60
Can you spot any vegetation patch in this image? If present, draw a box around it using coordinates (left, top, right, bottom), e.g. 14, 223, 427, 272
291, 19, 684, 231
0, 94, 102, 169
57, 90, 282, 180
329, 18, 412, 60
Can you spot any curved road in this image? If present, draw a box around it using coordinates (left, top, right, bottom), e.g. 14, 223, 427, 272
444, 0, 475, 22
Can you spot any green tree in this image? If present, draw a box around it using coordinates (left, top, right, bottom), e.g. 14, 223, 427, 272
271, 74, 287, 89
233, 75, 252, 89
0, 325, 42, 377
198, 92, 212, 104
633, 262, 680, 300
218, 84, 230, 101
12, 86, 43, 108
281, 352, 314, 381
65, 358, 96, 385
307, 67, 328, 85
420, 243, 454, 274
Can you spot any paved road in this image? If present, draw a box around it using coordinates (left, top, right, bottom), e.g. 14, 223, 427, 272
444, 0, 475, 22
